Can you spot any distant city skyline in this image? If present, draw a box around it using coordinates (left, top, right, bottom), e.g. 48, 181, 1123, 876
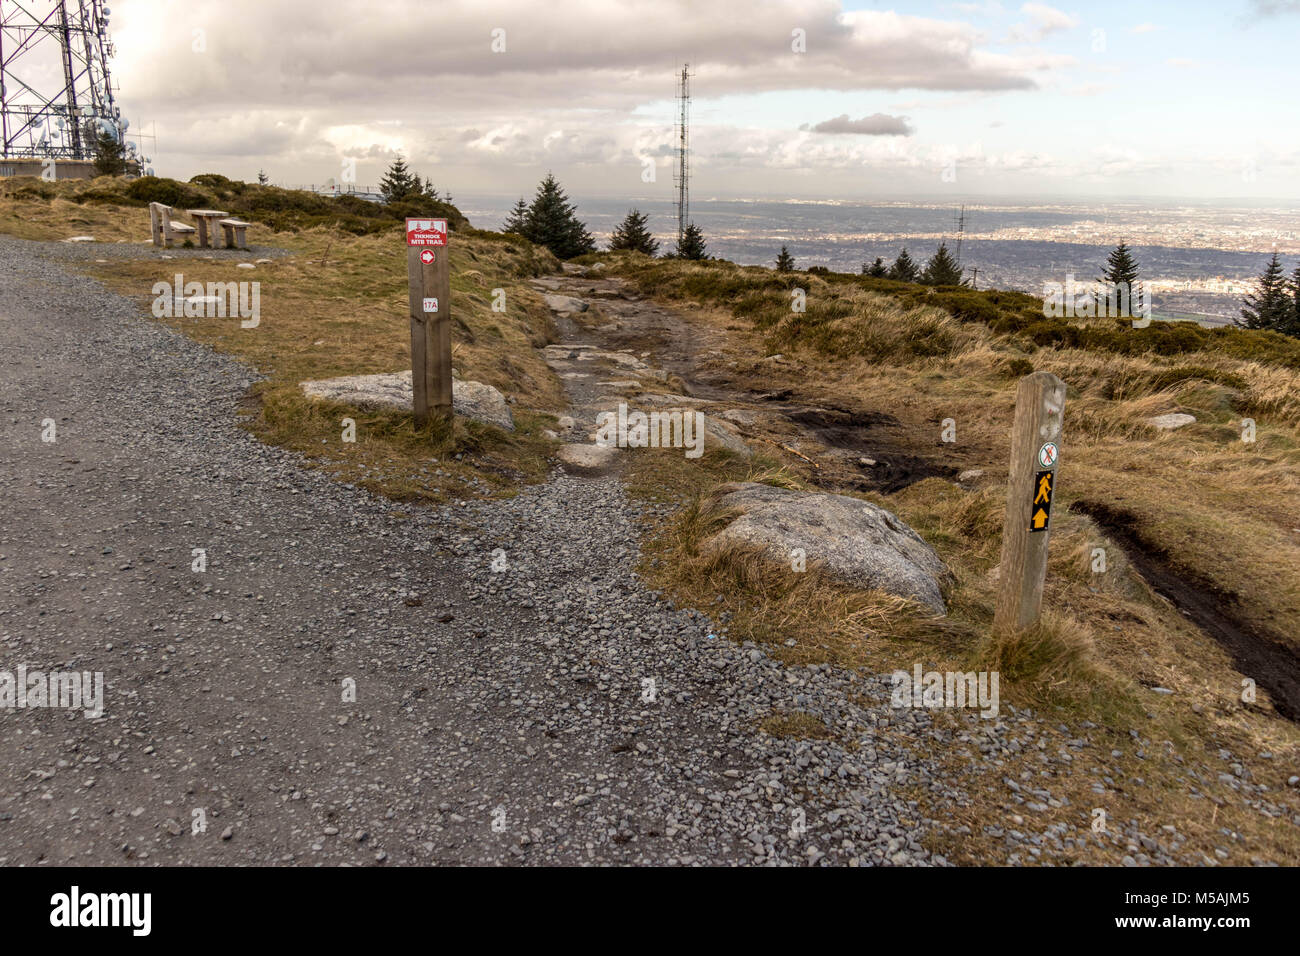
103, 0, 1300, 200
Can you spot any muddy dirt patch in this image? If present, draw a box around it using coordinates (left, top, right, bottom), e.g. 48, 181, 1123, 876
1072, 499, 1300, 723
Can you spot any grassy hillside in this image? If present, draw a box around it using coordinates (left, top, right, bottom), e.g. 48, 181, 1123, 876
598, 252, 1300, 661
2, 181, 1296, 864
0, 175, 564, 502
0, 173, 467, 239
580, 250, 1300, 864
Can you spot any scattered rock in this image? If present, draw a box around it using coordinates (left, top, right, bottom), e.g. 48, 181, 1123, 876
720, 408, 758, 427
704, 482, 953, 613
543, 294, 589, 314
702, 416, 752, 457
557, 443, 620, 475
1146, 413, 1196, 431
958, 469, 986, 484
452, 379, 516, 431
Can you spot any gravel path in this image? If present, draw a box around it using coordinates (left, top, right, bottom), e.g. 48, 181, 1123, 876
0, 236, 958, 865
2, 237, 1247, 867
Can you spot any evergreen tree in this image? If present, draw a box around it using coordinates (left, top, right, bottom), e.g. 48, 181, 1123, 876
257, 169, 269, 186
608, 208, 659, 255
887, 247, 919, 282
775, 245, 795, 272
1240, 253, 1292, 331
523, 173, 596, 260
1285, 263, 1300, 337
502, 197, 530, 235
675, 223, 707, 260
1099, 241, 1141, 316
921, 242, 963, 285
863, 257, 887, 277
421, 176, 440, 201
91, 129, 126, 176
379, 156, 421, 204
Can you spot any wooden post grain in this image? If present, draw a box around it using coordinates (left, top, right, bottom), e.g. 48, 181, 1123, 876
427, 249, 452, 420
994, 371, 1067, 632
407, 246, 431, 426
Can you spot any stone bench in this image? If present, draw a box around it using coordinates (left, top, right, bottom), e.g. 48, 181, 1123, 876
219, 218, 251, 249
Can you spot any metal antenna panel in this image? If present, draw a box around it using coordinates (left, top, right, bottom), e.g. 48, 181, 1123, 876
2, 1, 122, 160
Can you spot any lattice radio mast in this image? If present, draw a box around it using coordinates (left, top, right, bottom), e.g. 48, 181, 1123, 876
673, 63, 691, 248
1, 1, 138, 164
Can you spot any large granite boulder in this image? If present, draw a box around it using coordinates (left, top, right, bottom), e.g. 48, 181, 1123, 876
300, 371, 514, 431
704, 482, 953, 614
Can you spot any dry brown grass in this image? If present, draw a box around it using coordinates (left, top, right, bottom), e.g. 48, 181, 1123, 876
598, 252, 1300, 865
0, 184, 566, 502
759, 711, 836, 740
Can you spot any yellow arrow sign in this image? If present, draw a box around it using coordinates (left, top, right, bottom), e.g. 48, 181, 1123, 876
1029, 468, 1055, 532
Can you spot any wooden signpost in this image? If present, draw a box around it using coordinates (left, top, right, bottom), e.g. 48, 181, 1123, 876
994, 371, 1067, 632
406, 218, 452, 426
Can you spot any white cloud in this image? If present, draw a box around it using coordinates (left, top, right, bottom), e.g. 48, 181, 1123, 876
809, 113, 914, 135
1006, 3, 1080, 43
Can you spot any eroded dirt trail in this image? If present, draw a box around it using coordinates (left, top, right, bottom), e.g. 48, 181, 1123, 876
533, 267, 971, 493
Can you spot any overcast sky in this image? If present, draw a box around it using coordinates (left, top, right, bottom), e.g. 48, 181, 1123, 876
103, 0, 1300, 201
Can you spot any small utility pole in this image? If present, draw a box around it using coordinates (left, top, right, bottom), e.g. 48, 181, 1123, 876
994, 371, 1066, 632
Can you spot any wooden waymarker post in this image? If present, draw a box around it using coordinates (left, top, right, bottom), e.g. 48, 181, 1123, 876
994, 371, 1067, 632
405, 218, 452, 426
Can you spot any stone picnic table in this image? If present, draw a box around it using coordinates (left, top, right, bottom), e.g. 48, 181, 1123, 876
185, 209, 229, 249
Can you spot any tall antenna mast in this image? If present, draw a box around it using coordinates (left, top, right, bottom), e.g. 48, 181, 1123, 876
954, 204, 966, 266
1, 0, 127, 161
673, 62, 691, 248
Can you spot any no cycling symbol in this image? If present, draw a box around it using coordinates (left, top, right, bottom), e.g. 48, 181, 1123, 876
1037, 441, 1059, 468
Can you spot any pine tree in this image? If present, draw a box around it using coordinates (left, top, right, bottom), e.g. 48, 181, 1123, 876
1285, 263, 1300, 337
257, 169, 269, 186
502, 197, 530, 235
421, 176, 440, 201
887, 248, 919, 282
91, 129, 126, 176
675, 223, 707, 260
1099, 241, 1141, 316
379, 156, 421, 204
921, 243, 963, 285
864, 257, 888, 278
522, 173, 596, 260
1240, 253, 1292, 330
775, 246, 795, 272
608, 209, 659, 255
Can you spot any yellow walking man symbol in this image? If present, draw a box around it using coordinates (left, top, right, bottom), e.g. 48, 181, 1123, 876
1035, 473, 1052, 504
